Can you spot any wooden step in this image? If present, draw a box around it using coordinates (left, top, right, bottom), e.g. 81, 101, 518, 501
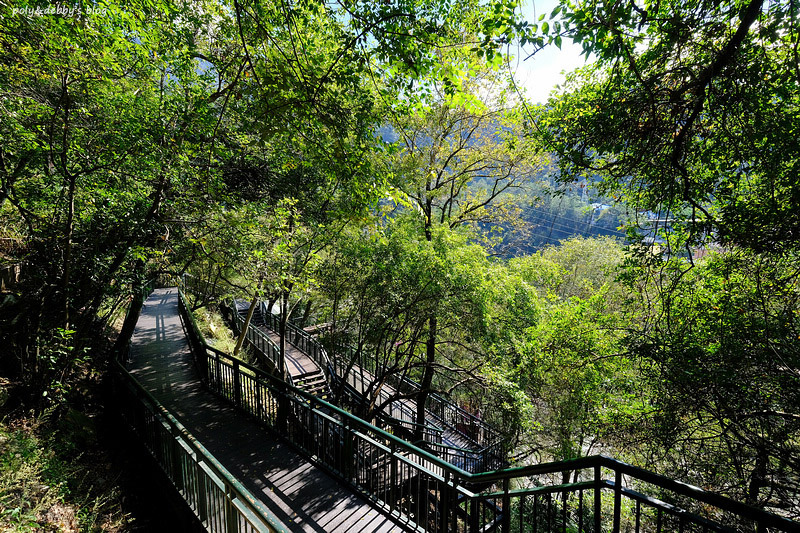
295, 371, 324, 383
294, 371, 330, 397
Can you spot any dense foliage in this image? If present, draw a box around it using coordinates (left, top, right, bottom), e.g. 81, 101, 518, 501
1, 0, 798, 526
532, 0, 800, 515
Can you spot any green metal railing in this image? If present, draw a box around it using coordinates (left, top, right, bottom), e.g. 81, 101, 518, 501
113, 282, 289, 533
226, 299, 446, 446
331, 341, 506, 472
178, 286, 800, 533
240, 296, 505, 471
225, 302, 284, 378
258, 301, 334, 378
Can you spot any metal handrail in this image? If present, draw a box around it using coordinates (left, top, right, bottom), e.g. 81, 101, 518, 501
113, 361, 288, 533
254, 314, 497, 455
180, 287, 800, 533
332, 363, 444, 440
226, 300, 294, 387
258, 301, 333, 379
331, 341, 506, 467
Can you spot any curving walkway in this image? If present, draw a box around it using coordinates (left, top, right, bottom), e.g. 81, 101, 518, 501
127, 288, 414, 533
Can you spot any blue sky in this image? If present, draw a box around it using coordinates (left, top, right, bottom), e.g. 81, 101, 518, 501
509, 0, 592, 104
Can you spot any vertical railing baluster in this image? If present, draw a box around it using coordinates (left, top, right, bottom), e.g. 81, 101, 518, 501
594, 464, 602, 533
613, 469, 622, 532
197, 465, 208, 525
225, 484, 237, 533
172, 435, 184, 492
390, 442, 398, 513
469, 494, 479, 533
501, 477, 510, 533
438, 474, 448, 533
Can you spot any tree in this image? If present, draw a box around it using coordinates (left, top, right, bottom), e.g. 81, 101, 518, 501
532, 0, 800, 514
318, 218, 492, 430
0, 1, 222, 399
505, 237, 642, 467
0, 0, 535, 401
625, 249, 800, 512
379, 65, 542, 435
539, 0, 800, 252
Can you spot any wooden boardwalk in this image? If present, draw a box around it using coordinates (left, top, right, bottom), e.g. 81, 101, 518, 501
234, 300, 328, 396
251, 309, 476, 451
341, 367, 473, 450
128, 288, 414, 532
264, 330, 318, 377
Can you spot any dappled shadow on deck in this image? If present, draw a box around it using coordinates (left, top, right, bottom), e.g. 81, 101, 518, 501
127, 288, 412, 532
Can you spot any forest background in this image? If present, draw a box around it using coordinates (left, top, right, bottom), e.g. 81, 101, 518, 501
0, 0, 798, 529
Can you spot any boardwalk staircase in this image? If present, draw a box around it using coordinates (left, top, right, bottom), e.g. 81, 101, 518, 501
226, 295, 505, 473
230, 299, 331, 400
290, 369, 328, 397
230, 298, 510, 474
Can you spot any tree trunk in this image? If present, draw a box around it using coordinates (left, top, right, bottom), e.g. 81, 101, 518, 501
112, 293, 144, 358
414, 208, 436, 442
415, 314, 436, 442
62, 171, 75, 330
279, 288, 289, 380
233, 297, 258, 357
300, 299, 312, 328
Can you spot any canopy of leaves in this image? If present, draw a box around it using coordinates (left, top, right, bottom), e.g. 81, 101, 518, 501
541, 0, 800, 253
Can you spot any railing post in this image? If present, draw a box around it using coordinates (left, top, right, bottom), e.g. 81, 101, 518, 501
197, 464, 208, 524
468, 494, 479, 533
613, 469, 622, 532
595, 463, 603, 533
199, 346, 209, 384
342, 418, 354, 482
390, 442, 398, 511
225, 484, 238, 533
439, 472, 450, 533
451, 475, 461, 533
502, 477, 511, 533
255, 380, 264, 421
171, 435, 184, 492
214, 352, 222, 392
276, 389, 289, 436
233, 360, 242, 408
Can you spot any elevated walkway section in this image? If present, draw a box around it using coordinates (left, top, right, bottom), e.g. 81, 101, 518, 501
233, 301, 329, 398
227, 298, 505, 473
127, 288, 413, 532
140, 279, 799, 533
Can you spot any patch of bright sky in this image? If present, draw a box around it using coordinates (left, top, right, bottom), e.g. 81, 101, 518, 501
507, 0, 593, 104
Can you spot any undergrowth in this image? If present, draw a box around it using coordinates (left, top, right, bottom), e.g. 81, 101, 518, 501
194, 305, 238, 355
0, 367, 130, 533
0, 413, 129, 532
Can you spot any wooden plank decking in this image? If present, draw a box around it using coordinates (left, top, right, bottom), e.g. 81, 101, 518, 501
264, 330, 319, 378
234, 300, 321, 380
128, 288, 414, 533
